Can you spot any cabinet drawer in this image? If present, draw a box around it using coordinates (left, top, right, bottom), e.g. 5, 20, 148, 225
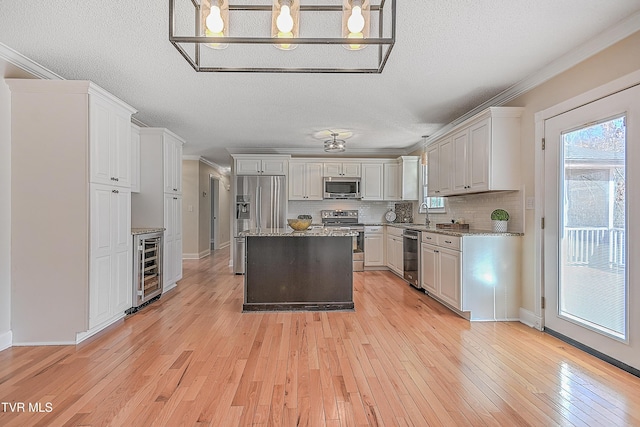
437, 235, 461, 250
365, 226, 383, 234
421, 232, 438, 243
386, 226, 403, 237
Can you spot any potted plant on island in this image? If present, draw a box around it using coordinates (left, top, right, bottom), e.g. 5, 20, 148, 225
491, 209, 509, 232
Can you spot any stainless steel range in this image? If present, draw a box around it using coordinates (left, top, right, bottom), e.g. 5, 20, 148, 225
321, 210, 364, 271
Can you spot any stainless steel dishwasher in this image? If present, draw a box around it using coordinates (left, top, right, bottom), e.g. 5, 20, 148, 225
403, 229, 421, 288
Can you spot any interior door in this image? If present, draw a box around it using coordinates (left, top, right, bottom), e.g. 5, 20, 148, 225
543, 84, 639, 370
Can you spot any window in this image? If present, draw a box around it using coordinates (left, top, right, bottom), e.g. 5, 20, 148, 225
418, 163, 445, 213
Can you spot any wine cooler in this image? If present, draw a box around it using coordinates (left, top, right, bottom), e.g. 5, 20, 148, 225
132, 231, 164, 309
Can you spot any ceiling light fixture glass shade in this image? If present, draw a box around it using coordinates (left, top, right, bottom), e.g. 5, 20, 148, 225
343, 0, 370, 51
272, 0, 300, 50
324, 133, 346, 153
201, 0, 229, 50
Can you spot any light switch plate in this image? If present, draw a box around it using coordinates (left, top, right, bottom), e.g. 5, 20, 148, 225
526, 197, 535, 210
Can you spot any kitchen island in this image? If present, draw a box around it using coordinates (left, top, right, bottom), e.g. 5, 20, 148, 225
240, 228, 356, 311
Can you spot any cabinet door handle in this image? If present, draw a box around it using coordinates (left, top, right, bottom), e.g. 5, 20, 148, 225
445, 240, 452, 244
112, 189, 119, 194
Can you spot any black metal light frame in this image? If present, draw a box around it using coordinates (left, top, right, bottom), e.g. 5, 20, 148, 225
169, 0, 396, 73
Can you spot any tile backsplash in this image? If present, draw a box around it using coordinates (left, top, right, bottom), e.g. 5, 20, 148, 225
288, 190, 523, 232
288, 200, 397, 224
417, 190, 524, 232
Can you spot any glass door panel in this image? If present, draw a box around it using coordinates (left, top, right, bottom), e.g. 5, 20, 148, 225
559, 117, 626, 340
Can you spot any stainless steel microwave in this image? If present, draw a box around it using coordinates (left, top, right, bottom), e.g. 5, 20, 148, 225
323, 177, 361, 199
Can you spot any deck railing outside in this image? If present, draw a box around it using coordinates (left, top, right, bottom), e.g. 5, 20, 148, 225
565, 227, 625, 267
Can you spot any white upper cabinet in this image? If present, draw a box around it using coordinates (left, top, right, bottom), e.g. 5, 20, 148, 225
383, 161, 401, 200
428, 137, 453, 196
89, 95, 133, 188
235, 156, 289, 175
427, 107, 523, 197
323, 162, 361, 177
163, 132, 183, 194
289, 161, 324, 200
361, 162, 384, 201
399, 156, 419, 200
130, 124, 141, 193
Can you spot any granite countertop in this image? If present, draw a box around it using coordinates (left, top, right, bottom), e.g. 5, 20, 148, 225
131, 227, 165, 235
240, 228, 358, 237
373, 223, 524, 237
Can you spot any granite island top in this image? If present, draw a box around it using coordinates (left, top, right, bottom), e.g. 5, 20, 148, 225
370, 223, 524, 237
240, 228, 358, 237
131, 227, 165, 235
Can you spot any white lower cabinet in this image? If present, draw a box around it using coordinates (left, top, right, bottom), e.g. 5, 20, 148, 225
164, 194, 183, 290
364, 226, 385, 266
89, 184, 132, 330
421, 232, 521, 320
385, 226, 403, 275
421, 236, 461, 310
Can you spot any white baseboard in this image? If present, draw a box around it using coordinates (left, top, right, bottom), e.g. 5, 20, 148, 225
76, 314, 125, 344
183, 249, 211, 260
163, 282, 177, 293
519, 307, 543, 331
0, 330, 12, 351
219, 241, 230, 249
12, 341, 76, 346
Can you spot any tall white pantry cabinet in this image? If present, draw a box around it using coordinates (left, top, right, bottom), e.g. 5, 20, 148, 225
131, 128, 185, 292
8, 79, 137, 344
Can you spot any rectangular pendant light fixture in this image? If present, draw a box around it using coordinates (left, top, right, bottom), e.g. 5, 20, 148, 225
169, 0, 395, 73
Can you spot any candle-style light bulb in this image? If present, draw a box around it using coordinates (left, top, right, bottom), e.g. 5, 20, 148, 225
276, 5, 294, 33
206, 5, 225, 34
347, 5, 365, 33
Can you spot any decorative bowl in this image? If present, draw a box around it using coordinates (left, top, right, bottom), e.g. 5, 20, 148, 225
287, 218, 312, 231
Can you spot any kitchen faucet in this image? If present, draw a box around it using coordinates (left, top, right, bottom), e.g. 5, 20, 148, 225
419, 203, 431, 228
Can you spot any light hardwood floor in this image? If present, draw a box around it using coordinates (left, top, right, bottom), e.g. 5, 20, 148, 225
1, 248, 639, 426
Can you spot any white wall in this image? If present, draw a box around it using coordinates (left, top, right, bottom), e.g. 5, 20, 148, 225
506, 30, 640, 314
0, 77, 12, 349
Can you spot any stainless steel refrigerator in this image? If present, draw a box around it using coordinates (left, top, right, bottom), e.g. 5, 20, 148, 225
233, 175, 287, 274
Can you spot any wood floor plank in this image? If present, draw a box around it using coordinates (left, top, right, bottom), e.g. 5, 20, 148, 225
1, 249, 640, 426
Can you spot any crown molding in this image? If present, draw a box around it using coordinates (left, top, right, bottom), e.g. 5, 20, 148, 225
414, 9, 640, 151
226, 146, 411, 157
0, 42, 63, 80
200, 158, 230, 176
183, 155, 230, 176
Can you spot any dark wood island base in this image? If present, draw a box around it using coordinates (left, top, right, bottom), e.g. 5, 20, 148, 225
243, 234, 354, 312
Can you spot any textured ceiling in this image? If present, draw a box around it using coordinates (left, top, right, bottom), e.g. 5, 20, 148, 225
2, 1, 640, 168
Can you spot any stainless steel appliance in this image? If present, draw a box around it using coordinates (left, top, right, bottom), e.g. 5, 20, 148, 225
323, 177, 361, 199
131, 231, 163, 310
234, 175, 287, 274
321, 209, 364, 271
403, 229, 421, 287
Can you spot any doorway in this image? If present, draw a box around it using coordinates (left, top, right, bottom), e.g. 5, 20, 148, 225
210, 176, 219, 250
543, 83, 639, 371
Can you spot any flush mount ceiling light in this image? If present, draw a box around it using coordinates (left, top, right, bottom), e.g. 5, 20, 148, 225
324, 133, 347, 153
169, 0, 395, 73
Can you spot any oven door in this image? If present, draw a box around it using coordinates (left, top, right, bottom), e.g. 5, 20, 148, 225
403, 231, 420, 287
